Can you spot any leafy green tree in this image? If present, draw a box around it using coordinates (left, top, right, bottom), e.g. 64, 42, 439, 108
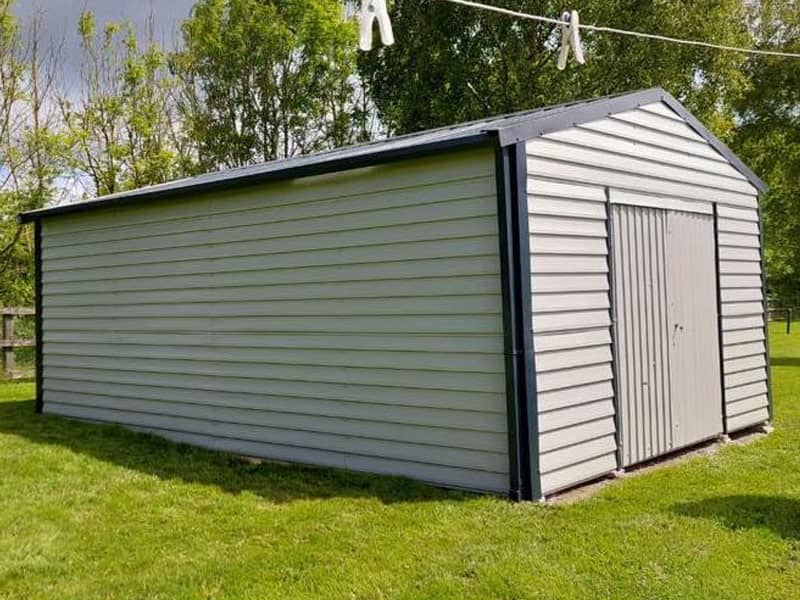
173, 0, 373, 170
358, 0, 750, 136
731, 0, 800, 306
360, 0, 800, 302
60, 11, 191, 197
0, 3, 68, 306
0, 0, 27, 306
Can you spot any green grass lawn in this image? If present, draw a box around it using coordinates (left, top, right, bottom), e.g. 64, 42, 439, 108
1, 324, 798, 599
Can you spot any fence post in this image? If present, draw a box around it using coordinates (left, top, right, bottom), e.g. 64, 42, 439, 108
788, 308, 793, 335
2, 311, 14, 378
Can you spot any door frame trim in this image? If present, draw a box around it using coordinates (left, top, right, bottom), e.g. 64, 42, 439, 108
605, 189, 624, 468
609, 190, 712, 215
712, 203, 729, 433
494, 141, 540, 501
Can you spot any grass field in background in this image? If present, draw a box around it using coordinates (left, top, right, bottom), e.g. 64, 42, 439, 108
0, 323, 798, 599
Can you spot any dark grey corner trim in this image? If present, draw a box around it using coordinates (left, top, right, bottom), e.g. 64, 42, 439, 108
495, 143, 522, 500
19, 133, 494, 223
34, 220, 43, 414
496, 87, 665, 145
512, 143, 540, 502
604, 188, 623, 466
758, 196, 774, 421
495, 141, 539, 501
712, 203, 728, 433
495, 144, 521, 499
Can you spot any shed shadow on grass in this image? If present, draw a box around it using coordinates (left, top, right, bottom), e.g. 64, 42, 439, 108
769, 356, 800, 368
0, 399, 476, 505
672, 495, 800, 540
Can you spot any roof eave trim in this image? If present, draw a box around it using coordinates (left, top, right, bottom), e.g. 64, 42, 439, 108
19, 131, 496, 223
495, 87, 768, 194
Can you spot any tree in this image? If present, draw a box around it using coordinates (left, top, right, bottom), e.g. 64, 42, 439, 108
730, 0, 800, 306
0, 2, 67, 306
358, 0, 751, 137
358, 0, 800, 302
173, 0, 373, 170
60, 11, 191, 197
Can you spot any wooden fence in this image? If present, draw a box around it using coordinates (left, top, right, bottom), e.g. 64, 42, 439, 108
2, 308, 35, 379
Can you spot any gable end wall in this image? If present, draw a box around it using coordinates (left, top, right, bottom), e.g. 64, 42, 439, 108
527, 101, 768, 495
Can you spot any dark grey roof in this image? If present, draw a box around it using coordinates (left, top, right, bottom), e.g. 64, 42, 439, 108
19, 87, 765, 223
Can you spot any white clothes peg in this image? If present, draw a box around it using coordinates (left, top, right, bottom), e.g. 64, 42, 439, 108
557, 10, 585, 70
359, 0, 395, 51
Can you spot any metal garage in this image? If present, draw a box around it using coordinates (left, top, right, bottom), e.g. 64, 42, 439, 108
20, 87, 771, 500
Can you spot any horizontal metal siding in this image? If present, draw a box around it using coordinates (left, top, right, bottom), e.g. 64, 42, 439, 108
527, 178, 617, 495
716, 206, 770, 430
527, 100, 766, 492
40, 147, 510, 493
527, 104, 758, 210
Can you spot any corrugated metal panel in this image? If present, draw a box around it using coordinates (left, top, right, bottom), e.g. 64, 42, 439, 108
528, 177, 618, 495
664, 210, 724, 447
40, 146, 510, 493
611, 204, 673, 465
715, 205, 769, 431
611, 204, 722, 466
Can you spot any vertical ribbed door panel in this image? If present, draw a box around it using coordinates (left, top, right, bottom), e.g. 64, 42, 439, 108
611, 203, 722, 466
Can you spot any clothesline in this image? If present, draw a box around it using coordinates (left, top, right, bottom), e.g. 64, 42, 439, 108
439, 0, 800, 59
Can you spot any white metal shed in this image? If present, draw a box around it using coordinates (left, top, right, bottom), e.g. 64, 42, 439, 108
21, 88, 771, 500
